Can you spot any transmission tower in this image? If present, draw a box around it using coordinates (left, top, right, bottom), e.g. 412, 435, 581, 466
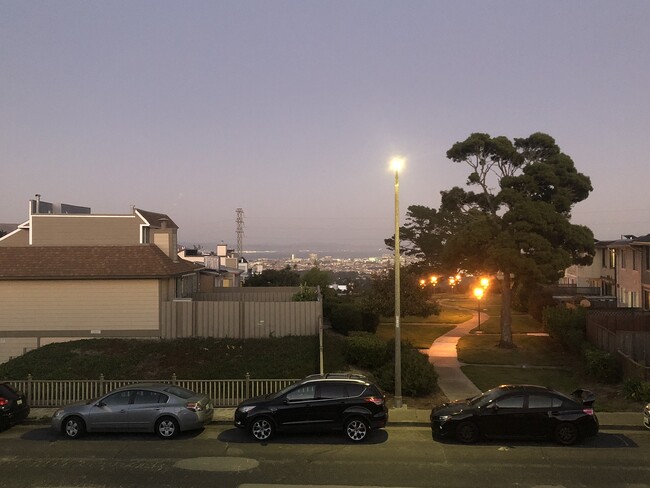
236, 208, 245, 258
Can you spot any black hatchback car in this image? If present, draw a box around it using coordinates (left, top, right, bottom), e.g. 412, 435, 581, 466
234, 373, 388, 442
430, 384, 599, 445
0, 382, 30, 430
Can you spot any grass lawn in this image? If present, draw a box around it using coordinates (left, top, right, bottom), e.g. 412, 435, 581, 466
375, 322, 455, 349
380, 308, 472, 325
457, 334, 577, 367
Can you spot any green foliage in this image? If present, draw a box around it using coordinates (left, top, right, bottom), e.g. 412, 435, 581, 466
542, 306, 586, 353
329, 302, 379, 335
374, 340, 438, 396
292, 284, 318, 301
622, 378, 650, 403
0, 336, 348, 380
344, 332, 388, 370
582, 344, 621, 384
244, 266, 300, 286
363, 267, 439, 318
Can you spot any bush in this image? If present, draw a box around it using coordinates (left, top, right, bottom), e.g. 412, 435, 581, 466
543, 306, 586, 353
582, 344, 621, 384
329, 303, 379, 335
344, 332, 388, 370
374, 340, 438, 396
622, 378, 650, 403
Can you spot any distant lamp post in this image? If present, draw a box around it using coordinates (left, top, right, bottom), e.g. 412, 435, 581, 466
473, 286, 484, 332
480, 277, 490, 289
430, 276, 438, 295
448, 276, 456, 293
419, 278, 426, 288
391, 156, 405, 409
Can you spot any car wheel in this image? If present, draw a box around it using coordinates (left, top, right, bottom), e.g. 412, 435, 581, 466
249, 416, 274, 441
345, 417, 369, 442
554, 422, 579, 446
455, 421, 479, 444
63, 416, 86, 439
155, 417, 179, 439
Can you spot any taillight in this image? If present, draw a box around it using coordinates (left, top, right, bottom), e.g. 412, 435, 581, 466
366, 396, 384, 406
583, 408, 594, 416
0, 397, 8, 407
185, 402, 203, 412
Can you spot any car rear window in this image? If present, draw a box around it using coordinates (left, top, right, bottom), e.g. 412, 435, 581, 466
0, 384, 18, 398
319, 382, 347, 399
346, 384, 367, 397
164, 386, 195, 399
133, 390, 168, 404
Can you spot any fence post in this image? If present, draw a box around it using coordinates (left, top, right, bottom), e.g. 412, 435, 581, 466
27, 373, 33, 404
99, 374, 105, 397
172, 373, 177, 385
245, 372, 250, 399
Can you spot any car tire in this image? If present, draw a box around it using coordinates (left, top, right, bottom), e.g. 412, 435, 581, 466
63, 416, 86, 439
455, 421, 480, 444
155, 417, 179, 439
249, 416, 274, 441
345, 417, 369, 442
554, 422, 579, 446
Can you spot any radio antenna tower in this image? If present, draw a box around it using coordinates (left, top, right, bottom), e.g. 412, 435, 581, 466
236, 208, 245, 258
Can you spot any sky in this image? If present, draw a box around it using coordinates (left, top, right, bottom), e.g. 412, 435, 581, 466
2, 1, 649, 255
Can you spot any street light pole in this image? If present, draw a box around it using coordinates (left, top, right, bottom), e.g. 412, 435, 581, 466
391, 157, 404, 409
473, 286, 484, 332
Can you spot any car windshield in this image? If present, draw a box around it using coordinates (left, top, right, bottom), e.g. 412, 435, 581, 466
468, 387, 504, 406
269, 382, 301, 400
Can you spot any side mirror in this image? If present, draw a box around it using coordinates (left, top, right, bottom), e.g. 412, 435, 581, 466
95, 401, 106, 408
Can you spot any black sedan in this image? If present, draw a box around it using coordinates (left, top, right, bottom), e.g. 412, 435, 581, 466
430, 384, 599, 445
0, 382, 30, 430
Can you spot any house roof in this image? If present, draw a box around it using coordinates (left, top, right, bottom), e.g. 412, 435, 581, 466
0, 245, 201, 280
136, 209, 178, 229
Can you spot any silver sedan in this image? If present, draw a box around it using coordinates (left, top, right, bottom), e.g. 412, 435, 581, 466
51, 383, 213, 439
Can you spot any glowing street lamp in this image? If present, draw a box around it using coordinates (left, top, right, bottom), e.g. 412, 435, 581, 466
391, 156, 405, 409
473, 286, 485, 331
430, 276, 438, 295
480, 277, 490, 289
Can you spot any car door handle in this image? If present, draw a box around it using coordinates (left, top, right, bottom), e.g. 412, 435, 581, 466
120, 409, 127, 413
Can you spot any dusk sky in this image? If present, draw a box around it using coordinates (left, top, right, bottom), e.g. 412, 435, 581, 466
2, 1, 649, 255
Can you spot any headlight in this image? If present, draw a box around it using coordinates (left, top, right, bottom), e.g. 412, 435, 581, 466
438, 415, 452, 423
238, 406, 256, 413
52, 409, 64, 419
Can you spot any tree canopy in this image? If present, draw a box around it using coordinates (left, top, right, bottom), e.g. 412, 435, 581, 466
387, 132, 594, 347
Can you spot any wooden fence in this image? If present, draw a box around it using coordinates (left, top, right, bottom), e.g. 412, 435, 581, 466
160, 300, 322, 339
586, 309, 650, 381
9, 374, 299, 408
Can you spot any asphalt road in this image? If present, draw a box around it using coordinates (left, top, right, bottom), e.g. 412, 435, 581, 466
1, 424, 649, 488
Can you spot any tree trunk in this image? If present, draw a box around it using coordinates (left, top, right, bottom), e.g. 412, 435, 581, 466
499, 271, 515, 348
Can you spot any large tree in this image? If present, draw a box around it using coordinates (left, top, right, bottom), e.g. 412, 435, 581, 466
389, 132, 594, 347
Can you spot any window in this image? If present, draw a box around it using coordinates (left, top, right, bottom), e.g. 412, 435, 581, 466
346, 384, 367, 397
620, 249, 627, 269
102, 391, 132, 407
644, 290, 650, 311
633, 250, 638, 270
319, 383, 346, 399
609, 249, 616, 269
286, 384, 316, 401
133, 390, 166, 405
646, 249, 650, 271
528, 395, 562, 409
495, 395, 524, 409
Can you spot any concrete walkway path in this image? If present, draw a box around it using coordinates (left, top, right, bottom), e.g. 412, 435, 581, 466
423, 301, 484, 401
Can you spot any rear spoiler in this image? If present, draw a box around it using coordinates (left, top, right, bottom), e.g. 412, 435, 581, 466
571, 389, 595, 407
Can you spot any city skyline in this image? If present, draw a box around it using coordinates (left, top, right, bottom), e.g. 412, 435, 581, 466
2, 1, 649, 252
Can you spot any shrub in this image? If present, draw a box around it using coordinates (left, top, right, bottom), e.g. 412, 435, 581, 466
344, 332, 388, 370
622, 378, 650, 403
329, 303, 379, 335
374, 340, 438, 396
582, 344, 621, 384
543, 306, 586, 353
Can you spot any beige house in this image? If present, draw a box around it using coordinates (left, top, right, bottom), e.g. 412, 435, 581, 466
0, 199, 200, 363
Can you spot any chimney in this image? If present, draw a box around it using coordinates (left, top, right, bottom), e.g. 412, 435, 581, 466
159, 217, 169, 229
35, 194, 41, 214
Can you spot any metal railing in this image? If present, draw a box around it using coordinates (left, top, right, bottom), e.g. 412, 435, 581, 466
7, 374, 299, 408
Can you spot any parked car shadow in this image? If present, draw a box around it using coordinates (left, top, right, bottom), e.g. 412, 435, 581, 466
432, 432, 638, 449
218, 427, 389, 445
21, 427, 206, 442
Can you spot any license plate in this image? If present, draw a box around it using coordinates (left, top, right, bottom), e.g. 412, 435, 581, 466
17, 399, 23, 405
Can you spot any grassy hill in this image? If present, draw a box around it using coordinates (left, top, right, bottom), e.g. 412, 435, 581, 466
0, 334, 348, 381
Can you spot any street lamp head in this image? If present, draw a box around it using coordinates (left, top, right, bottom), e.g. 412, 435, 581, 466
473, 287, 484, 300
390, 157, 405, 173
480, 277, 490, 288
